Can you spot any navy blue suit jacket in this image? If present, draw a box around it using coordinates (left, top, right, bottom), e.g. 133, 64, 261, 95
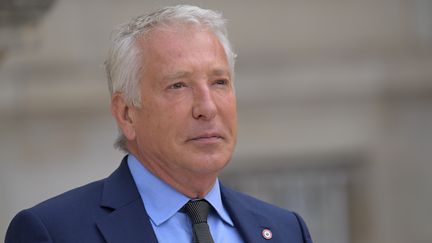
6, 157, 313, 243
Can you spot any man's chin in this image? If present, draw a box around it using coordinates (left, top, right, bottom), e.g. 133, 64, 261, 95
186, 155, 231, 174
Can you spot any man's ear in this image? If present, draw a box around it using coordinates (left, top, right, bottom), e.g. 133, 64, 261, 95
111, 93, 136, 141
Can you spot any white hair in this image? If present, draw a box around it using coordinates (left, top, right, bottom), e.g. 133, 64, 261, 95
105, 5, 236, 152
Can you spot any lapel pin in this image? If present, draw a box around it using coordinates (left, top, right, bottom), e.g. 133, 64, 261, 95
262, 228, 272, 240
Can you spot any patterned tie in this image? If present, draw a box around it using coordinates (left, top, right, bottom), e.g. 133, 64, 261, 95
184, 200, 215, 243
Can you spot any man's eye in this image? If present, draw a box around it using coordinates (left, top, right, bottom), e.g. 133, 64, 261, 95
169, 82, 186, 89
215, 79, 228, 85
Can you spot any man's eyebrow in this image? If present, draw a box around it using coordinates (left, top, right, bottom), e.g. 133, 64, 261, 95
163, 69, 230, 80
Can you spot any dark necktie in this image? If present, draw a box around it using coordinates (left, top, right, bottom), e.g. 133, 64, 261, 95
184, 200, 215, 243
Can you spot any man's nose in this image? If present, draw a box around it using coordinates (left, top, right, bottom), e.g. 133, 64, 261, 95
192, 86, 217, 120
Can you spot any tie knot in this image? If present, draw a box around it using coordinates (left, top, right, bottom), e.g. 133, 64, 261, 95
184, 200, 211, 224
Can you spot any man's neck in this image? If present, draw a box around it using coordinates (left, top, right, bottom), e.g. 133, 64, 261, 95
128, 149, 218, 199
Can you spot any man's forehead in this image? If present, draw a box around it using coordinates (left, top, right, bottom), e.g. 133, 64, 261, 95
136, 26, 229, 72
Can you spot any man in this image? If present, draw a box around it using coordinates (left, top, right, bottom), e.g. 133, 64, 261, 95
6, 5, 312, 243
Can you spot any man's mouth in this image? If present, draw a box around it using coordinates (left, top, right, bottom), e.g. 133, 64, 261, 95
187, 133, 224, 143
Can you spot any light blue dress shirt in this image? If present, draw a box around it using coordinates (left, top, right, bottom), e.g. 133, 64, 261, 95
127, 154, 244, 243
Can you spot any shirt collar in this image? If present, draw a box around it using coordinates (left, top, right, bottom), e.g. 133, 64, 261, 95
127, 154, 234, 226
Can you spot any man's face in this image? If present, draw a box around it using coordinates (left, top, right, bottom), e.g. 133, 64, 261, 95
129, 26, 237, 177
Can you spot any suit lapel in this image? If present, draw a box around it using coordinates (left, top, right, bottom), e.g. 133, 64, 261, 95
96, 200, 158, 243
221, 185, 283, 243
96, 156, 158, 243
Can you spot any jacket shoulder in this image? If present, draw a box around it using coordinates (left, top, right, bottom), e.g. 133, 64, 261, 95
6, 179, 108, 243
31, 179, 105, 216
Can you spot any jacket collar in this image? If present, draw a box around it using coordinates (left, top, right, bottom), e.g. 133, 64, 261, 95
96, 156, 158, 243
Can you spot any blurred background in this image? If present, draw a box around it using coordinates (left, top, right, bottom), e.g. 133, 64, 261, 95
1, 0, 432, 242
